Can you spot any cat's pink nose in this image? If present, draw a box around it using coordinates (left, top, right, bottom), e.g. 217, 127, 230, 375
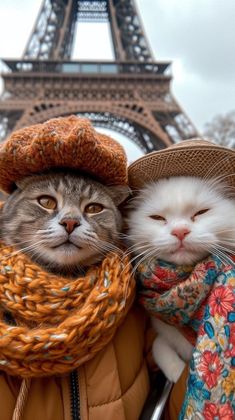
60, 218, 80, 234
171, 227, 190, 241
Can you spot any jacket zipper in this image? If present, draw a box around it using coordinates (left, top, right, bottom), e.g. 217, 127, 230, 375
70, 370, 81, 420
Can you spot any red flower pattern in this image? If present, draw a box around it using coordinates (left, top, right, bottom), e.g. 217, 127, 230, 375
198, 350, 223, 389
209, 285, 234, 318
203, 402, 234, 420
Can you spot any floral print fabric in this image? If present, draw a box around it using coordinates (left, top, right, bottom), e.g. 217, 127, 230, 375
137, 255, 235, 419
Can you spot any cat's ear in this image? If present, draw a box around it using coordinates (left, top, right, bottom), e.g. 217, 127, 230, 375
106, 185, 131, 206
15, 176, 38, 191
15, 179, 27, 190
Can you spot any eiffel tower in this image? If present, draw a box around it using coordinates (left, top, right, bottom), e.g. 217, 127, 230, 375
0, 0, 198, 152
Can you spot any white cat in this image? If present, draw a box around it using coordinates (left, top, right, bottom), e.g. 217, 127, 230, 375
128, 176, 235, 383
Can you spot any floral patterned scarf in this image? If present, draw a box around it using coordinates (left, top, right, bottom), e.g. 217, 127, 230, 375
137, 255, 235, 419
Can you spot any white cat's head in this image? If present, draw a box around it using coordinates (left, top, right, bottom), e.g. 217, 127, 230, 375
128, 176, 235, 265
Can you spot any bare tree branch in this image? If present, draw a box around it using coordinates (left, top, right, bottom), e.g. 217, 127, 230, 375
204, 111, 235, 148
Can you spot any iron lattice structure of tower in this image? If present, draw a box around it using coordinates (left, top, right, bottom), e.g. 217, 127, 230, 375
0, 0, 198, 151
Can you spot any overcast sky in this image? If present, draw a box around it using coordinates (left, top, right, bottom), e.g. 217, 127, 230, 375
0, 0, 234, 158
137, 0, 235, 132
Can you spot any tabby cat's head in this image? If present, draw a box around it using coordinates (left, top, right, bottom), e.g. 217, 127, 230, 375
0, 172, 129, 276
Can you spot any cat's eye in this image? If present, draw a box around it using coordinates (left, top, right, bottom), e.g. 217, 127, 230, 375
85, 203, 104, 214
37, 195, 57, 210
192, 208, 210, 220
149, 215, 166, 222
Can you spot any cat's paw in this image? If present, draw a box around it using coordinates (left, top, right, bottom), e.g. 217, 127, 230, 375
167, 358, 186, 383
172, 335, 193, 362
152, 336, 186, 383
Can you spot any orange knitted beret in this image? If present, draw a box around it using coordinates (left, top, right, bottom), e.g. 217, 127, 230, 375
0, 115, 128, 193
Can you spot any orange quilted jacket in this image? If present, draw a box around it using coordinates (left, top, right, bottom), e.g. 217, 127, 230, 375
0, 306, 150, 420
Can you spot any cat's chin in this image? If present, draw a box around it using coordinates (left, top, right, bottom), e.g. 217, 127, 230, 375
24, 245, 103, 277
162, 248, 209, 266
46, 243, 86, 264
26, 252, 103, 278
51, 241, 82, 251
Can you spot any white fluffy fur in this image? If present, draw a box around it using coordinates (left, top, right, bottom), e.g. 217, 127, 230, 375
128, 176, 235, 382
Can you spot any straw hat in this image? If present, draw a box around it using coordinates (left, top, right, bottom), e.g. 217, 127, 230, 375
128, 138, 235, 189
0, 115, 128, 194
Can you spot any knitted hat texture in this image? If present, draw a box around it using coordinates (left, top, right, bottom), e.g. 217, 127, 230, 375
0, 115, 128, 194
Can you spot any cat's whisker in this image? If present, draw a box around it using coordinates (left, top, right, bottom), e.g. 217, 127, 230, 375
129, 244, 168, 260
125, 241, 174, 261
131, 248, 161, 277
218, 239, 235, 246
209, 245, 234, 266
123, 243, 151, 258
0, 242, 31, 251
0, 240, 46, 257
132, 246, 162, 269
123, 248, 161, 304
203, 156, 232, 183
213, 228, 235, 234
210, 172, 235, 185
217, 248, 234, 265
203, 159, 235, 189
86, 239, 123, 261
214, 253, 231, 266
197, 242, 227, 266
212, 184, 235, 196
96, 240, 123, 255
0, 240, 47, 261
210, 248, 228, 264
216, 245, 235, 256
188, 237, 235, 266
86, 243, 107, 259
90, 241, 116, 254
208, 176, 235, 198
196, 238, 233, 252
191, 237, 235, 261
36, 228, 54, 233
120, 246, 155, 278
126, 249, 152, 268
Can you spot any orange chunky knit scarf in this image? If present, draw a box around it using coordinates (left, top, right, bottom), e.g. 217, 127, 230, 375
0, 243, 135, 378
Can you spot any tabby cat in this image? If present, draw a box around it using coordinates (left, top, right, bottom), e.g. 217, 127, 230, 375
0, 171, 128, 277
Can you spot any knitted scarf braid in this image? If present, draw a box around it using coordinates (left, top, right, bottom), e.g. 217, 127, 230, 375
0, 243, 135, 378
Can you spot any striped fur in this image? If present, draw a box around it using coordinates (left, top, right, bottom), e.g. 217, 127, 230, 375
0, 172, 128, 277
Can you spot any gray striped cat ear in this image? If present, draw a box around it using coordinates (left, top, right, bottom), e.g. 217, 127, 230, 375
15, 175, 40, 190
106, 185, 131, 206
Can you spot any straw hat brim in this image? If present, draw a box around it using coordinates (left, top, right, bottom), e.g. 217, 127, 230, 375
128, 140, 235, 189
